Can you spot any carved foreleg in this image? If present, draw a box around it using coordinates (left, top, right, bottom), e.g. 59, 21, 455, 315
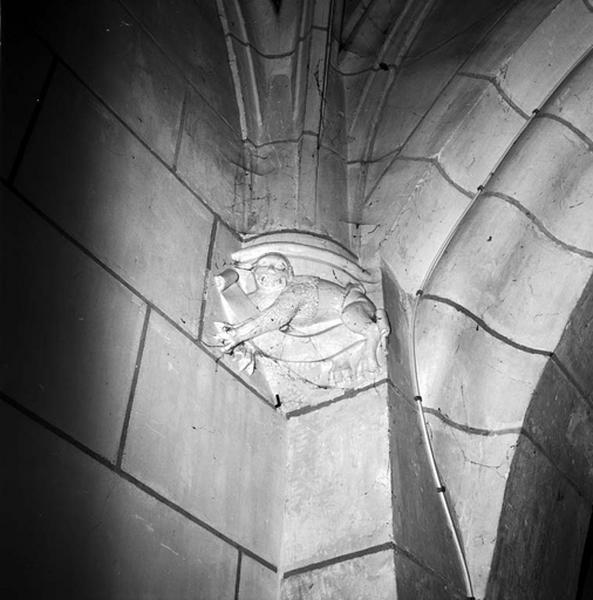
217, 291, 301, 352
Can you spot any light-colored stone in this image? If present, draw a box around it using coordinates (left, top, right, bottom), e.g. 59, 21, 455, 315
362, 157, 471, 294
486, 118, 593, 253
382, 269, 414, 397
282, 386, 392, 570
415, 299, 548, 429
297, 134, 319, 233
425, 413, 521, 598
389, 388, 466, 592
239, 555, 279, 600
281, 549, 396, 600
176, 86, 244, 230
495, 0, 593, 113
1, 186, 146, 461
200, 221, 274, 400
486, 435, 590, 600
16, 66, 214, 337
315, 146, 350, 247
545, 46, 593, 142
320, 65, 347, 158
123, 312, 286, 564
403, 75, 527, 191
208, 233, 387, 401
245, 141, 299, 233
0, 402, 237, 600
426, 194, 593, 350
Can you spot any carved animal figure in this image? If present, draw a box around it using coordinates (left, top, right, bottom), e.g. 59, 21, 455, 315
216, 253, 388, 374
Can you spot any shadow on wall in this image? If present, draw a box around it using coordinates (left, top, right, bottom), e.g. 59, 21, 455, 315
1, 3, 282, 599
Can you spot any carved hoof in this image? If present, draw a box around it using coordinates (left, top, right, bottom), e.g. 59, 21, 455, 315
329, 363, 354, 387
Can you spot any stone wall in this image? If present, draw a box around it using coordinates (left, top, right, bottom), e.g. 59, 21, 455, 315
353, 0, 593, 596
1, 2, 285, 598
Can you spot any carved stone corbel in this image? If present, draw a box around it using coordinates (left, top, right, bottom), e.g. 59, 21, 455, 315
209, 233, 390, 410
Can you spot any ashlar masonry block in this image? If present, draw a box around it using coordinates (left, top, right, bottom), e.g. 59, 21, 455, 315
1, 402, 238, 600
121, 0, 240, 132
176, 86, 244, 229
486, 118, 593, 254
403, 75, 527, 192
389, 388, 466, 593
123, 312, 286, 565
362, 158, 471, 295
493, 0, 593, 114
415, 299, 548, 430
425, 414, 521, 598
1, 186, 145, 461
426, 195, 593, 351
282, 385, 393, 571
16, 65, 214, 337
239, 555, 279, 600
282, 550, 397, 600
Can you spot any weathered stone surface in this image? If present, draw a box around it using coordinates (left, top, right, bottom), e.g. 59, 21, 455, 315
425, 413, 520, 597
492, 0, 593, 113
316, 146, 350, 248
0, 402, 237, 600
486, 435, 590, 600
121, 0, 240, 133
123, 313, 285, 564
297, 134, 319, 233
303, 28, 333, 134
555, 273, 593, 398
463, 0, 561, 78
282, 386, 392, 570
486, 118, 593, 253
362, 158, 471, 294
389, 388, 466, 593
415, 300, 548, 429
403, 75, 526, 191
545, 45, 593, 142
393, 550, 467, 600
239, 555, 279, 600
16, 66, 214, 337
0, 31, 53, 178
525, 361, 593, 501
382, 268, 414, 397
1, 186, 145, 461
176, 86, 243, 230
320, 65, 347, 158
281, 550, 396, 600
243, 141, 299, 233
367, 0, 514, 161
426, 195, 593, 350
34, 0, 186, 165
